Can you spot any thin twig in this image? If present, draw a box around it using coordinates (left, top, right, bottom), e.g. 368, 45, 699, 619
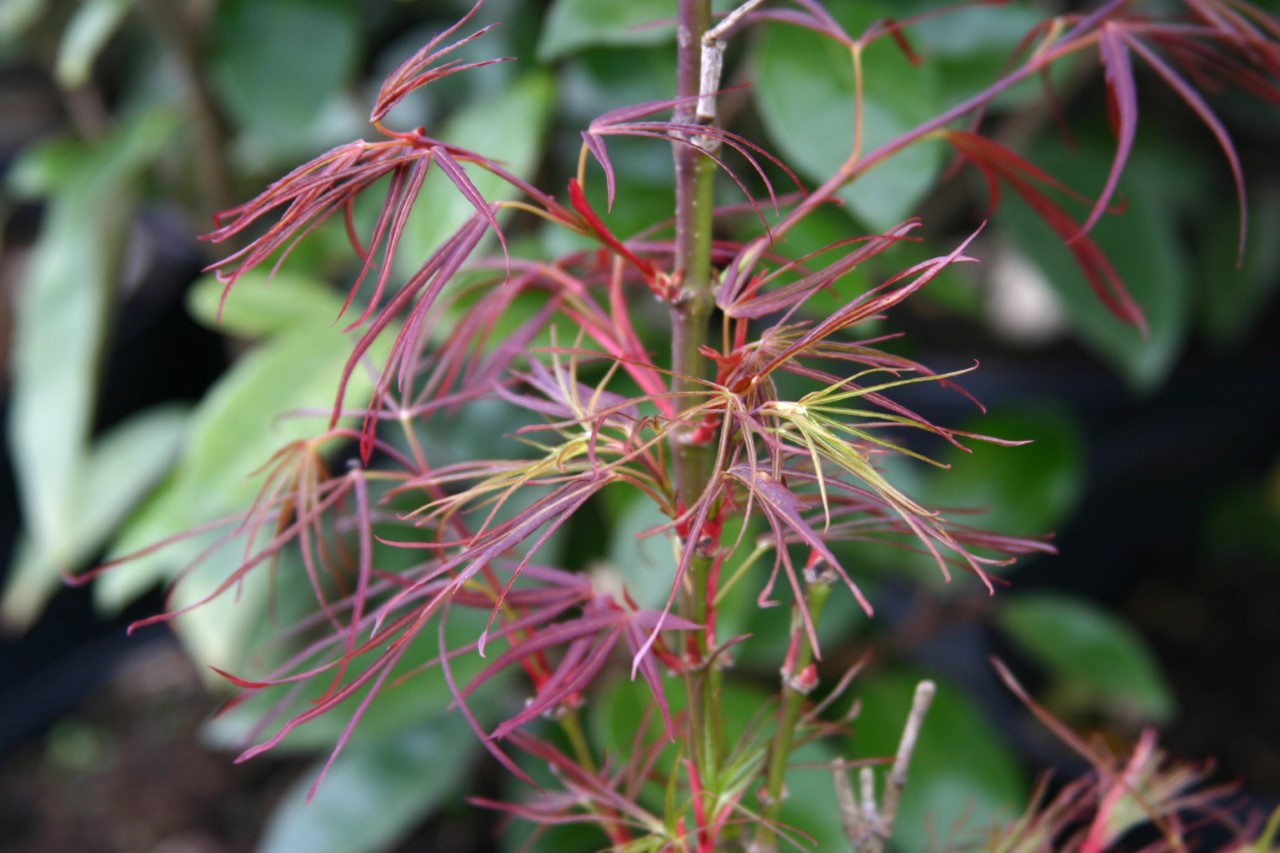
697, 0, 765, 128
860, 766, 879, 839
707, 0, 766, 42
836, 679, 936, 852
834, 762, 863, 844
879, 680, 936, 843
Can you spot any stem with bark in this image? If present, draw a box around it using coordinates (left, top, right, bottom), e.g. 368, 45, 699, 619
672, 0, 723, 830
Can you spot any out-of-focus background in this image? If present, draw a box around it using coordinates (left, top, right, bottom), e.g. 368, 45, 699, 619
1, 1, 1278, 851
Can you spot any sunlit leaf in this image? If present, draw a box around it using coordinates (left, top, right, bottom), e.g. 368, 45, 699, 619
94, 293, 443, 679
7, 108, 176, 586
0, 0, 46, 46
603, 492, 676, 612
186, 270, 350, 338
1, 404, 187, 629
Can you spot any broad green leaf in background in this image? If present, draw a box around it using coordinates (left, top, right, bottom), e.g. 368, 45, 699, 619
538, 0, 733, 61
5, 107, 176, 619
1, 404, 188, 628
901, 1, 1055, 112
4, 136, 87, 199
996, 592, 1176, 724
603, 491, 678, 612
850, 671, 1026, 853
98, 272, 393, 670
210, 0, 360, 154
923, 408, 1085, 539
558, 46, 677, 129
780, 740, 852, 852
732, 579, 870, 667
558, 48, 680, 239
1199, 181, 1280, 347
257, 712, 480, 853
393, 72, 555, 279
186, 270, 351, 338
55, 0, 135, 88
998, 132, 1196, 391
754, 4, 944, 231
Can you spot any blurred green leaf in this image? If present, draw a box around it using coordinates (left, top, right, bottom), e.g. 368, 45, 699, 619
4, 136, 89, 198
733, 579, 870, 667
211, 0, 360, 147
779, 739, 849, 852
923, 407, 1085, 539
850, 671, 1026, 853
99, 296, 393, 670
0, 0, 46, 45
1199, 181, 1280, 347
538, 0, 685, 60
257, 712, 479, 853
78, 406, 189, 546
55, 0, 134, 88
754, 6, 943, 230
187, 270, 349, 338
998, 132, 1195, 391
603, 491, 677, 612
1, 404, 188, 629
99, 325, 385, 596
1202, 475, 1280, 564
996, 592, 1176, 724
905, 2, 1043, 59
904, 2, 1052, 111
7, 108, 176, 587
559, 46, 677, 127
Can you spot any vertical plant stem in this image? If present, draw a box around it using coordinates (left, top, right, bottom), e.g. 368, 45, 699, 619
673, 0, 722, 830
673, 0, 717, 508
754, 580, 834, 852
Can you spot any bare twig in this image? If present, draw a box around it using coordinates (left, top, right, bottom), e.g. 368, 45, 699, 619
834, 762, 862, 843
836, 679, 937, 852
860, 766, 879, 837
697, 0, 764, 129
881, 680, 937, 834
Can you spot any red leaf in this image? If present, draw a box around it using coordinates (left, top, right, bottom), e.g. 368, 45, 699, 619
943, 130, 1148, 332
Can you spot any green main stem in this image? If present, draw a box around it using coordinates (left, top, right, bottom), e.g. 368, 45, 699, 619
672, 0, 723, 834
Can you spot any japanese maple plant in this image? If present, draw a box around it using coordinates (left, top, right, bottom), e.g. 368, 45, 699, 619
93, 1, 1280, 850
